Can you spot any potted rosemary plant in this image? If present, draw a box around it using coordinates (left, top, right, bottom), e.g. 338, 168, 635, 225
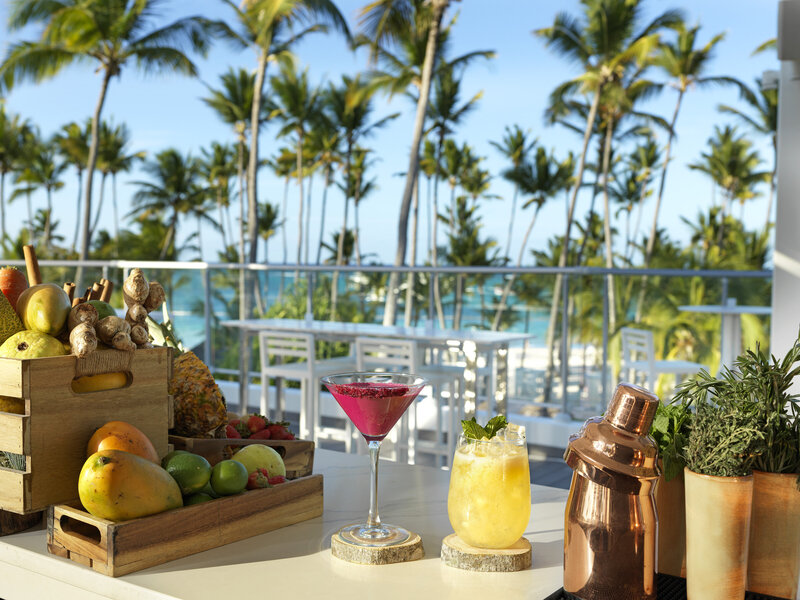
734, 340, 800, 600
675, 367, 764, 600
650, 400, 692, 577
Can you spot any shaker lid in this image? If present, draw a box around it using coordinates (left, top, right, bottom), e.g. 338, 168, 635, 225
564, 382, 661, 494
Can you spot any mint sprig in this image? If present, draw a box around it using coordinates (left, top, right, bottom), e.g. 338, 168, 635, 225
461, 415, 508, 440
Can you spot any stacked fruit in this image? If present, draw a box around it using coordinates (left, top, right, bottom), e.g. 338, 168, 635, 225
78, 421, 288, 521
226, 414, 296, 441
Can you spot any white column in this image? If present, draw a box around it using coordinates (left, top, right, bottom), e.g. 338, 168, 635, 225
771, 1, 800, 355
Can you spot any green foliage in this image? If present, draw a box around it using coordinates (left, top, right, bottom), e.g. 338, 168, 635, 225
461, 415, 508, 441
650, 401, 692, 481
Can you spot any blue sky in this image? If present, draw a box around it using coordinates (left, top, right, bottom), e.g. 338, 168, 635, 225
0, 0, 780, 265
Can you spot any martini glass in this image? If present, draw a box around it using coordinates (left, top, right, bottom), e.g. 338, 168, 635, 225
322, 372, 427, 547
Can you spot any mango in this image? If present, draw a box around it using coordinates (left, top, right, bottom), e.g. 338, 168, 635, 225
87, 421, 159, 463
72, 372, 129, 394
16, 284, 71, 336
0, 330, 68, 359
79, 450, 182, 521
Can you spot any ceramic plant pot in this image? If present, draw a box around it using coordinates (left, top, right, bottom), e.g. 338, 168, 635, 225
747, 470, 800, 600
655, 464, 686, 577
684, 467, 753, 600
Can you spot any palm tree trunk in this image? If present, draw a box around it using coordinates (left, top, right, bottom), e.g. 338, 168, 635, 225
112, 173, 120, 255
296, 130, 304, 266
404, 175, 420, 327
44, 189, 52, 247
76, 68, 112, 291
543, 86, 602, 403
354, 168, 363, 268
316, 166, 331, 264
237, 136, 246, 320
90, 172, 108, 237
71, 170, 83, 254
331, 139, 352, 320
279, 176, 289, 300
636, 89, 684, 322
159, 218, 177, 261
453, 274, 463, 330
382, 0, 448, 327
504, 184, 520, 261
217, 189, 228, 249
26, 191, 32, 242
631, 173, 648, 261
492, 204, 541, 330
305, 170, 313, 265
601, 119, 617, 335
197, 215, 203, 260
431, 132, 446, 329
247, 49, 268, 265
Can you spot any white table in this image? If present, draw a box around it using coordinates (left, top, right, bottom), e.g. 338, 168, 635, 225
679, 299, 772, 368
0, 449, 568, 600
222, 318, 533, 418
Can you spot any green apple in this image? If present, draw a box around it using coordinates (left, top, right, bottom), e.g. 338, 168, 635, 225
231, 444, 286, 477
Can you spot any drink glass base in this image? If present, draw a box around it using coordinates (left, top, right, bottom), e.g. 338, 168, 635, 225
336, 523, 411, 547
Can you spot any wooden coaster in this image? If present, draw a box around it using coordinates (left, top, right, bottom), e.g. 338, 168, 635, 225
331, 530, 424, 565
440, 534, 532, 572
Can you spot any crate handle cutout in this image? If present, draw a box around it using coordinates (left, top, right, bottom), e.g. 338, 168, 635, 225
59, 515, 102, 545
70, 372, 132, 394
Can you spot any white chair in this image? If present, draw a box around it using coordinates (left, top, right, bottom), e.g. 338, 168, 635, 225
258, 332, 356, 448
355, 337, 461, 467
620, 327, 704, 392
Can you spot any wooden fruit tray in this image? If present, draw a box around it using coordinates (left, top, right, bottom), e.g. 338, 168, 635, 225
47, 473, 323, 577
169, 435, 315, 479
0, 347, 172, 514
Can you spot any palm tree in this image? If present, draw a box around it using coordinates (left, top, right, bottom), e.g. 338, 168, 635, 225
91, 121, 143, 244
306, 116, 342, 265
534, 0, 681, 399
324, 74, 398, 318
491, 125, 537, 263
129, 149, 210, 260
0, 106, 32, 247
270, 60, 322, 266
689, 125, 770, 244
257, 201, 282, 263
200, 142, 237, 250
360, 0, 455, 326
718, 78, 778, 231
2, 0, 215, 287
492, 147, 574, 330
340, 147, 377, 267
52, 120, 89, 252
624, 135, 661, 263
216, 0, 350, 270
11, 139, 66, 247
642, 22, 737, 278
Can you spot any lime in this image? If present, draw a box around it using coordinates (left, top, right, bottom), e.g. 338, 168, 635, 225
211, 459, 249, 496
160, 449, 190, 469
184, 492, 214, 505
164, 453, 212, 495
200, 480, 219, 498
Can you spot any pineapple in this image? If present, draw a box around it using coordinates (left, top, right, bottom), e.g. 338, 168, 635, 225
149, 312, 226, 438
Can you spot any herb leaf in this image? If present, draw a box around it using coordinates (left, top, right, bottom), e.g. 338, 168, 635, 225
461, 415, 508, 440
461, 417, 487, 440
484, 415, 509, 438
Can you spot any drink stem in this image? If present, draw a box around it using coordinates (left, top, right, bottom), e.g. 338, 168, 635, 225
367, 440, 381, 529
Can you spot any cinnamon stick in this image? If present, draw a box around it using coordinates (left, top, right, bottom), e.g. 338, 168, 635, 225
22, 245, 41, 286
89, 282, 103, 300
63, 282, 76, 301
99, 280, 113, 302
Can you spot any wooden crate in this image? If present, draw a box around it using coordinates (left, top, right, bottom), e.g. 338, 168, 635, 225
169, 435, 315, 479
47, 473, 323, 576
0, 347, 173, 514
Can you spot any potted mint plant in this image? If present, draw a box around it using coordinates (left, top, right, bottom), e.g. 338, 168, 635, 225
676, 367, 763, 600
650, 400, 692, 577
733, 340, 800, 600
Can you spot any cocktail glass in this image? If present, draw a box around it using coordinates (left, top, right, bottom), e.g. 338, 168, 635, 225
322, 372, 427, 547
447, 425, 531, 548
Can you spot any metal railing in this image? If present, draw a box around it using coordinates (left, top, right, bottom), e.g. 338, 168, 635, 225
16, 259, 772, 418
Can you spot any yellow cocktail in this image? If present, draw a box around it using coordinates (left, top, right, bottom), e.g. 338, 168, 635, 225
447, 428, 531, 549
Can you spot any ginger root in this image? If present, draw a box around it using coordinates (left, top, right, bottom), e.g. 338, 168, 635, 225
68, 303, 98, 331
126, 303, 148, 325
70, 322, 97, 358
130, 323, 149, 346
96, 316, 135, 351
123, 268, 149, 307
143, 282, 165, 313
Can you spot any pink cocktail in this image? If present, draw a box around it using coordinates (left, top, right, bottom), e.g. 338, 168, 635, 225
322, 372, 427, 547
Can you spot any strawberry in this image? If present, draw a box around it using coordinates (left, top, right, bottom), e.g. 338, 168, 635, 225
234, 421, 251, 438
282, 432, 296, 440
225, 424, 241, 439
249, 428, 272, 440
247, 414, 267, 433
268, 475, 286, 485
246, 468, 271, 490
229, 419, 241, 427
266, 424, 286, 439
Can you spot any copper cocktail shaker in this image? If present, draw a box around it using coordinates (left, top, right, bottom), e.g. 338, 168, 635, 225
563, 383, 661, 600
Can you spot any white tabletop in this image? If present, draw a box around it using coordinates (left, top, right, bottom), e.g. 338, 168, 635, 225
222, 318, 534, 347
0, 449, 568, 600
678, 305, 772, 315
